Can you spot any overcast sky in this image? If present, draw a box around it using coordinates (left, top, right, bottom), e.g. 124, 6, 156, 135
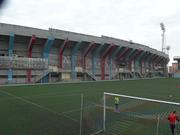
0, 0, 180, 65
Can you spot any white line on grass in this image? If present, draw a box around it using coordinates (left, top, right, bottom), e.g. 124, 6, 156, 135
0, 90, 78, 122
0, 91, 82, 100
90, 129, 104, 135
0, 91, 99, 116
18, 93, 82, 99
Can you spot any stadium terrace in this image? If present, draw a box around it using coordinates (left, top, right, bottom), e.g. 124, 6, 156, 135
0, 23, 169, 84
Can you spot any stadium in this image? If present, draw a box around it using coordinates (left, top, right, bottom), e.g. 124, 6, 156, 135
0, 23, 169, 84
0, 23, 180, 135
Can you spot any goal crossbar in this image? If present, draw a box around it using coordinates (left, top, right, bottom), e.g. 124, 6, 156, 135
104, 92, 180, 106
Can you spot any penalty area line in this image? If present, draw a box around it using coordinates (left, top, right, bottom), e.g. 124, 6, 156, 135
0, 90, 78, 122
90, 129, 104, 135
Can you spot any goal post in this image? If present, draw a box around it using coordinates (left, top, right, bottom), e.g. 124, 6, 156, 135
103, 92, 106, 131
103, 92, 180, 135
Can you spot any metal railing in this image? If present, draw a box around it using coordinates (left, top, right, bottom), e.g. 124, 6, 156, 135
0, 56, 48, 69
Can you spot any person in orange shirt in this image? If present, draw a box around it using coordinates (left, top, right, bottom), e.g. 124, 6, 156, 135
168, 111, 179, 135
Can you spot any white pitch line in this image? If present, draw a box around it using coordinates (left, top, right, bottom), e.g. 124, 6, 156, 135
0, 90, 78, 122
24, 92, 81, 98
0, 91, 81, 101
90, 129, 104, 135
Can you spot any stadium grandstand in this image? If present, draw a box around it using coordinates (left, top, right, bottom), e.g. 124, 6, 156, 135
0, 23, 169, 84
173, 56, 180, 78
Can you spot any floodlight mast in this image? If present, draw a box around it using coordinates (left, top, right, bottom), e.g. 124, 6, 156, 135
160, 23, 166, 53
166, 45, 170, 55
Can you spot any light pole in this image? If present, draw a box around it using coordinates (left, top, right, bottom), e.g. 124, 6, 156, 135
160, 23, 166, 53
160, 23, 168, 77
166, 45, 170, 55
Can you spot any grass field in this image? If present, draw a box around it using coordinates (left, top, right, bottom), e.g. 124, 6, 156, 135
0, 78, 180, 135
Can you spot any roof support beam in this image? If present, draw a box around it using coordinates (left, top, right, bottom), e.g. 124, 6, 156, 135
123, 48, 135, 61
116, 47, 130, 60
101, 44, 116, 80
136, 51, 146, 61
109, 46, 122, 80
82, 42, 95, 70
27, 35, 36, 83
139, 52, 151, 62
135, 51, 146, 74
110, 46, 122, 59
42, 37, 55, 83
71, 41, 82, 80
28, 35, 36, 57
147, 54, 156, 62
126, 49, 141, 72
8, 32, 14, 57
155, 56, 163, 63
92, 44, 104, 78
102, 44, 116, 59
43, 37, 55, 59
129, 49, 141, 61
150, 55, 159, 62
59, 38, 69, 68
133, 50, 143, 72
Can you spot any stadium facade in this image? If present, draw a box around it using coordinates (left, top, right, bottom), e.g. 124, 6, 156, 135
173, 56, 180, 78
0, 23, 169, 84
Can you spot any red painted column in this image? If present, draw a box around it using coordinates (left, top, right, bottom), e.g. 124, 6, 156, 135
59, 48, 63, 68
27, 35, 36, 83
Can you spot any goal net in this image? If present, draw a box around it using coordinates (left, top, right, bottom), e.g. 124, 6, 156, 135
102, 92, 180, 135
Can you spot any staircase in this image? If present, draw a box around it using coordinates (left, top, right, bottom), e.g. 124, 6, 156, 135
85, 70, 97, 81
136, 71, 143, 78
144, 71, 154, 78
32, 70, 50, 83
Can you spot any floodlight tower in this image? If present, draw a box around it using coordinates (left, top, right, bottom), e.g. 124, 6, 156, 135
166, 45, 170, 55
160, 23, 166, 53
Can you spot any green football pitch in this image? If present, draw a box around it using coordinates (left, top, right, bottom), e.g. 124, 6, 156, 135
0, 78, 180, 135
